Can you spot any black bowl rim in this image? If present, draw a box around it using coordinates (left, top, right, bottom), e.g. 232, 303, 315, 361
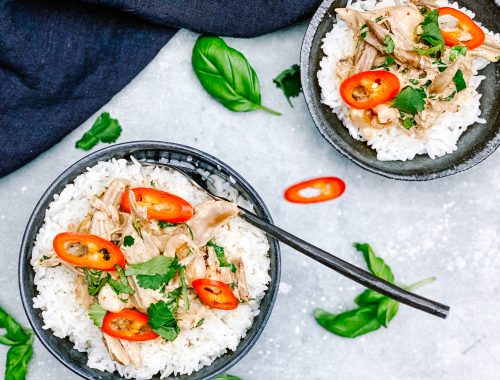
19, 141, 281, 380
300, 0, 500, 181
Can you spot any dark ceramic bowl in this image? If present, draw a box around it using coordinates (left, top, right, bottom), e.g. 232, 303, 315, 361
301, 0, 500, 180
19, 141, 281, 380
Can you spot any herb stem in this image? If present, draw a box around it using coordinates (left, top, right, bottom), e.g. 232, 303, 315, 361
405, 277, 436, 292
258, 104, 281, 116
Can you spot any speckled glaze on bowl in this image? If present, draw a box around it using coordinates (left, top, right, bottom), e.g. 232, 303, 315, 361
301, 0, 500, 181
19, 141, 281, 380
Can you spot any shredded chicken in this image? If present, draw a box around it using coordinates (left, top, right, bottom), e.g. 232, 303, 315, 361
98, 284, 129, 313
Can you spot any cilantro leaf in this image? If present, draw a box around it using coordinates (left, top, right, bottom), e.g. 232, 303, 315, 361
158, 221, 177, 229
418, 9, 445, 48
384, 35, 395, 54
136, 274, 166, 290
123, 235, 135, 247
392, 86, 427, 115
125, 256, 174, 276
88, 303, 106, 328
75, 112, 122, 151
207, 240, 236, 272
273, 64, 301, 107
147, 300, 180, 341
402, 117, 416, 129
452, 69, 467, 92
415, 44, 442, 57
450, 45, 468, 62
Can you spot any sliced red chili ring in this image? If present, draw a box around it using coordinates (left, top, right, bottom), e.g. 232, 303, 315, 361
53, 232, 125, 270
120, 187, 193, 223
438, 7, 485, 49
284, 177, 346, 204
340, 71, 400, 110
101, 309, 158, 341
192, 279, 239, 310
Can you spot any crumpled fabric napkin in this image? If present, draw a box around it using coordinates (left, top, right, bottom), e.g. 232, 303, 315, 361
0, 0, 319, 177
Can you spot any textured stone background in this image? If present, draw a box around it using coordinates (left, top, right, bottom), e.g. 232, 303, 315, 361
0, 23, 499, 379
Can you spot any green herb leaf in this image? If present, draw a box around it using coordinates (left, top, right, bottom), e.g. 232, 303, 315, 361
192, 35, 280, 116
158, 221, 177, 229
148, 300, 180, 341
375, 16, 383, 23
125, 256, 174, 276
136, 274, 166, 290
440, 91, 456, 101
392, 86, 427, 115
353, 243, 394, 283
384, 35, 395, 54
123, 235, 135, 247
409, 79, 420, 85
108, 265, 135, 295
214, 375, 242, 380
354, 289, 384, 306
402, 117, 416, 129
5, 342, 33, 380
207, 240, 236, 272
195, 318, 205, 328
83, 269, 108, 296
452, 69, 467, 92
415, 44, 442, 57
88, 303, 106, 328
273, 64, 301, 107
313, 306, 382, 338
418, 9, 445, 48
376, 298, 399, 327
360, 24, 368, 40
75, 112, 122, 151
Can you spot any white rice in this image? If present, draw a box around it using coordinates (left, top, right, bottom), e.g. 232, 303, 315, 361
31, 158, 271, 379
318, 0, 499, 161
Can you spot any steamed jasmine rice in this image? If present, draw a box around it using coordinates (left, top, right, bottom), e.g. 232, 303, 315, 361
31, 158, 271, 379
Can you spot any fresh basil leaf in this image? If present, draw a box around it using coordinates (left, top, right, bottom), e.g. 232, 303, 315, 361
0, 308, 31, 346
83, 269, 108, 296
207, 240, 236, 272
391, 86, 427, 116
376, 298, 399, 327
148, 300, 180, 341
273, 64, 301, 107
384, 35, 395, 54
452, 69, 467, 92
5, 342, 33, 380
313, 306, 382, 338
158, 221, 177, 229
123, 235, 135, 247
125, 256, 174, 276
192, 35, 280, 116
418, 9, 444, 48
214, 375, 242, 380
88, 303, 106, 328
354, 289, 384, 306
353, 243, 395, 283
75, 112, 122, 151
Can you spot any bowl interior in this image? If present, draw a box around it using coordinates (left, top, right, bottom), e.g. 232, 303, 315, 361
19, 141, 280, 380
301, 0, 500, 180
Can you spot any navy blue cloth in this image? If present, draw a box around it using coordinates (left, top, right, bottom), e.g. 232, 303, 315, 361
0, 0, 319, 177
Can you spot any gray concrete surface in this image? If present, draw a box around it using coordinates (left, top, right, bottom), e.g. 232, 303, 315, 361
0, 22, 499, 380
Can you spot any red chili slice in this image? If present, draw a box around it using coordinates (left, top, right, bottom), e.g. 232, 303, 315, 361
284, 177, 345, 204
53, 232, 125, 270
120, 187, 193, 223
438, 7, 485, 49
340, 71, 400, 109
192, 279, 239, 310
101, 309, 158, 341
